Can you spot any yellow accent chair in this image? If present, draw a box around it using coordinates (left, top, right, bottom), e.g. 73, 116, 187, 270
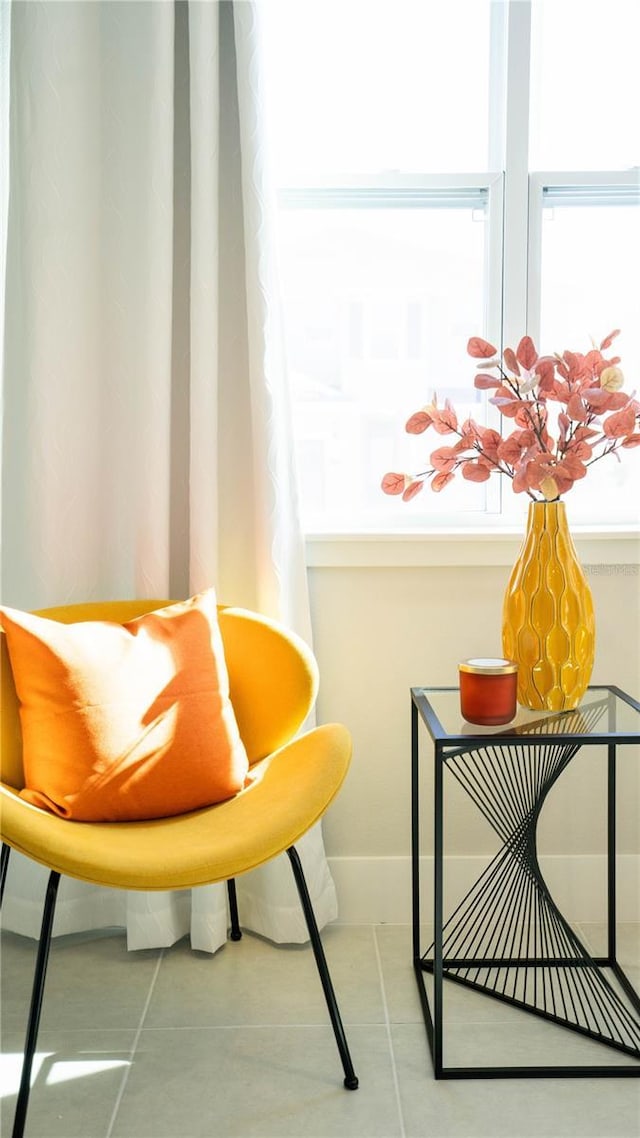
0, 601, 358, 1138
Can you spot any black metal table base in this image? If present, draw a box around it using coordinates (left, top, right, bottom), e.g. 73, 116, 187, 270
415, 960, 640, 1077
411, 687, 640, 1079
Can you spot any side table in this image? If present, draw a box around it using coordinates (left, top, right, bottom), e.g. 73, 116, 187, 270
411, 684, 640, 1078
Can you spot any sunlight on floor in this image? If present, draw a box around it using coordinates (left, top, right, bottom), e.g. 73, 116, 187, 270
0, 1052, 130, 1095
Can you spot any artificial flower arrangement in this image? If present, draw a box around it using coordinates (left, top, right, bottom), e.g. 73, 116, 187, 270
381, 330, 640, 505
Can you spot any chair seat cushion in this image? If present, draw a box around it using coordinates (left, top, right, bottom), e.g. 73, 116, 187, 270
0, 590, 249, 821
0, 724, 352, 889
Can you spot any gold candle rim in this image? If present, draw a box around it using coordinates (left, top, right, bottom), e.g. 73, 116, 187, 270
459, 658, 518, 676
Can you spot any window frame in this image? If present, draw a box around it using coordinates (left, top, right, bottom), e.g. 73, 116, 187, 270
278, 171, 506, 528
527, 170, 640, 339
272, 0, 640, 554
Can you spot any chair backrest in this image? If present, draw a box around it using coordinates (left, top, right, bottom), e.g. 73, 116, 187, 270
1, 600, 319, 791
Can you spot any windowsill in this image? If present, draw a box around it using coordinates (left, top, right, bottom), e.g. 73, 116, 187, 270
305, 527, 640, 569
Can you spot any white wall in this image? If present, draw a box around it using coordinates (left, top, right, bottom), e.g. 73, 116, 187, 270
308, 557, 640, 923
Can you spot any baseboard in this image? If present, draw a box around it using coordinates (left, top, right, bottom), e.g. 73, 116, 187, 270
329, 854, 640, 926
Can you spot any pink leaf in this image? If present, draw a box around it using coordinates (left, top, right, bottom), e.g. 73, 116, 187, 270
461, 460, 491, 482
516, 336, 538, 370
477, 427, 502, 459
603, 406, 637, 438
606, 392, 630, 411
562, 351, 589, 383
466, 334, 496, 357
402, 480, 424, 502
583, 349, 606, 378
566, 393, 589, 422
452, 437, 473, 455
474, 373, 502, 390
512, 465, 532, 494
536, 360, 557, 395
467, 336, 498, 359
546, 379, 571, 405
431, 470, 455, 492
565, 438, 593, 462
622, 434, 640, 448
490, 388, 522, 418
514, 403, 541, 430
430, 445, 458, 472
503, 347, 520, 375
458, 418, 481, 445
497, 434, 525, 465
405, 411, 433, 434
584, 388, 629, 414
381, 472, 406, 496
560, 454, 588, 480
430, 406, 458, 434
550, 468, 575, 495
600, 329, 621, 351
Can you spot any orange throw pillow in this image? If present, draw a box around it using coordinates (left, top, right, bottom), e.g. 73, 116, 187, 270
0, 590, 249, 821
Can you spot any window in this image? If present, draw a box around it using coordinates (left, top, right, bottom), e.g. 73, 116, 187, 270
263, 0, 640, 532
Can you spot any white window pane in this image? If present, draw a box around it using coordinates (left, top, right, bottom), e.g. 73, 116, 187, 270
530, 1, 640, 171
539, 204, 640, 525
263, 0, 492, 179
277, 208, 491, 530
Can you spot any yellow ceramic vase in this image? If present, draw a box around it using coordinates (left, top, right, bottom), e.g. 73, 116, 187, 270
502, 500, 595, 711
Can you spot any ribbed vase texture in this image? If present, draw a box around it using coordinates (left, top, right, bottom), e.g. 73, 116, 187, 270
502, 501, 595, 711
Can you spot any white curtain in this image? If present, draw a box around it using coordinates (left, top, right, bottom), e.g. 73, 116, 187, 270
0, 0, 337, 952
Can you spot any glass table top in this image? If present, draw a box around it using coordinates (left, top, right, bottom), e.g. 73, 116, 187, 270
412, 685, 640, 744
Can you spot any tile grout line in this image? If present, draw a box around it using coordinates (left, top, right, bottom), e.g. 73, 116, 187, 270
372, 926, 407, 1138
104, 947, 165, 1138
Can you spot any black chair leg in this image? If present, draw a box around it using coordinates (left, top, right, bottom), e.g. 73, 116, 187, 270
227, 878, 242, 940
286, 846, 359, 1090
0, 842, 10, 906
12, 870, 61, 1138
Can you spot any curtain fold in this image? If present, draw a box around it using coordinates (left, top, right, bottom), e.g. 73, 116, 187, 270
1, 0, 337, 953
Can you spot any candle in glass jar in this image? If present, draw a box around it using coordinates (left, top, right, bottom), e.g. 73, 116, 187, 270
459, 658, 518, 725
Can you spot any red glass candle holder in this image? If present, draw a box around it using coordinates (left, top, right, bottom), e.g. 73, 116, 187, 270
459, 658, 518, 726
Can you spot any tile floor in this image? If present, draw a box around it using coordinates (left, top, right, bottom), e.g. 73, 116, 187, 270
1, 921, 639, 1138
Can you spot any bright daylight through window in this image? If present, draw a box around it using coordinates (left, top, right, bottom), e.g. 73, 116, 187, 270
262, 0, 640, 533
